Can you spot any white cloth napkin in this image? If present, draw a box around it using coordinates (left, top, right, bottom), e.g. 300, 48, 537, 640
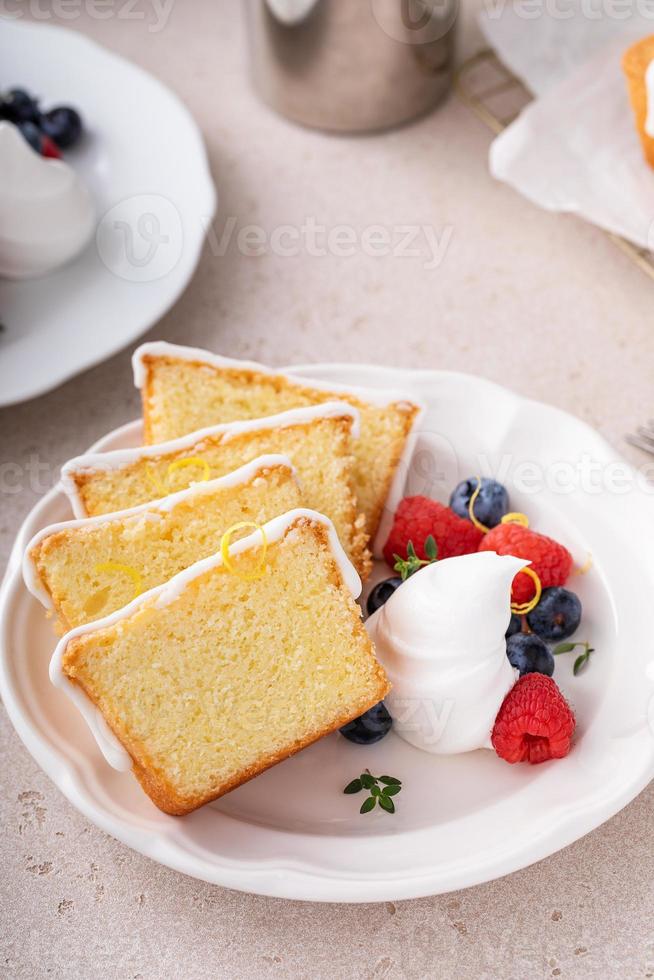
479, 7, 654, 247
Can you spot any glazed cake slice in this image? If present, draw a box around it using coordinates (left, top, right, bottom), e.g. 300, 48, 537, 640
132, 342, 423, 550
61, 403, 370, 577
25, 455, 302, 631
51, 509, 390, 816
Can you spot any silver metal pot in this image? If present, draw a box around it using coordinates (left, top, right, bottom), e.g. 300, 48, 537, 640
245, 0, 458, 133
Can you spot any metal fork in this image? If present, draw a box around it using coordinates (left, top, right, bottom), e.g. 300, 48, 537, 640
626, 420, 654, 455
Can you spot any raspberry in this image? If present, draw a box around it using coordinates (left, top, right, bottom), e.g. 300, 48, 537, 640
383, 496, 484, 569
41, 135, 61, 159
492, 674, 575, 764
478, 523, 573, 605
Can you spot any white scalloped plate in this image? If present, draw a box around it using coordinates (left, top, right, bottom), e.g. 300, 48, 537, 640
2, 365, 654, 902
0, 20, 216, 406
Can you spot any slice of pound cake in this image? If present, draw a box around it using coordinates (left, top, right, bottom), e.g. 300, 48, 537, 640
50, 509, 390, 815
25, 455, 302, 630
61, 402, 371, 577
132, 342, 423, 551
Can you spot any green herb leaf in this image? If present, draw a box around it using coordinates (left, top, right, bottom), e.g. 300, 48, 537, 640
553, 640, 595, 675
360, 796, 376, 814
424, 535, 438, 561
344, 772, 402, 814
553, 642, 577, 655
378, 795, 395, 814
393, 541, 439, 581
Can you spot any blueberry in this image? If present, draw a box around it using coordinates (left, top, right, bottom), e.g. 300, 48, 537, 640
40, 106, 82, 149
527, 587, 582, 642
340, 702, 392, 744
1, 88, 41, 124
506, 613, 522, 639
17, 121, 42, 154
506, 633, 554, 677
366, 577, 402, 616
449, 477, 509, 528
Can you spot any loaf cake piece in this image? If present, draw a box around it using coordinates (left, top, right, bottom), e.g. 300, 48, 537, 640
51, 510, 390, 815
623, 36, 654, 169
61, 403, 370, 577
25, 455, 302, 631
132, 342, 422, 549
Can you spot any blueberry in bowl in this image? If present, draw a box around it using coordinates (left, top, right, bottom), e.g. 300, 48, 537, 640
340, 702, 392, 744
1, 88, 41, 124
450, 477, 509, 528
506, 633, 555, 677
40, 106, 83, 149
505, 612, 522, 639
366, 577, 402, 616
526, 587, 582, 642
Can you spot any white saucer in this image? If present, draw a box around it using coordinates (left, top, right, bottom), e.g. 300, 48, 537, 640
2, 364, 653, 902
0, 21, 216, 406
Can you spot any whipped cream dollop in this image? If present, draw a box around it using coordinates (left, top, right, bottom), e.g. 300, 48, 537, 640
0, 121, 94, 279
366, 551, 530, 755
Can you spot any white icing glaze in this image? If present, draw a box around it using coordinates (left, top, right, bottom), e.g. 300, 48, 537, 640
0, 122, 94, 280
24, 454, 298, 609
366, 552, 528, 755
132, 341, 425, 557
132, 340, 422, 411
61, 402, 360, 518
371, 404, 424, 558
49, 508, 361, 772
646, 59, 654, 137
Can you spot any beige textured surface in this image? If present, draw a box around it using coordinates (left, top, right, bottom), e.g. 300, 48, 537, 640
2, 3, 654, 977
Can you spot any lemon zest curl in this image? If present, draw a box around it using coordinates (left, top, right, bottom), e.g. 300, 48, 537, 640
501, 512, 530, 528
467, 477, 490, 533
510, 566, 542, 616
145, 457, 210, 497
220, 522, 268, 582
